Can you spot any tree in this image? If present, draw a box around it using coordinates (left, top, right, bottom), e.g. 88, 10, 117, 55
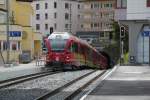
102, 21, 129, 64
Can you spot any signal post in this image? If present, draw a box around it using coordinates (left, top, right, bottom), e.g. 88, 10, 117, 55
120, 26, 125, 65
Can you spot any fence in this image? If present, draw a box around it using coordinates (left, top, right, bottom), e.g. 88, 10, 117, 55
35, 53, 46, 66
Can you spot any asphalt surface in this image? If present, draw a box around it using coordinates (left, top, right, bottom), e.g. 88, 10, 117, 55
84, 65, 150, 100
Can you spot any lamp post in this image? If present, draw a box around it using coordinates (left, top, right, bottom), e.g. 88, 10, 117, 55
6, 0, 10, 64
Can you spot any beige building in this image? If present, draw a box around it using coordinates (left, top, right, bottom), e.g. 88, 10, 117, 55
0, 0, 42, 64
77, 0, 115, 50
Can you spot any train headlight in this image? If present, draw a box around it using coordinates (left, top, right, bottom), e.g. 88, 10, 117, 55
66, 56, 69, 59
56, 57, 59, 61
65, 56, 70, 62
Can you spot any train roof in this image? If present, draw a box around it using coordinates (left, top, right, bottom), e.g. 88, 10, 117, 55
48, 32, 99, 53
48, 32, 71, 40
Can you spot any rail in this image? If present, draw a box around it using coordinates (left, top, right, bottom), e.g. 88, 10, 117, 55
35, 70, 106, 100
0, 71, 60, 89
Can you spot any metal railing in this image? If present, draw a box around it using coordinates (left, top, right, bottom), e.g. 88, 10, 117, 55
35, 53, 46, 66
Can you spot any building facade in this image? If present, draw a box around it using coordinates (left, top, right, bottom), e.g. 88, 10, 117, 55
114, 0, 127, 21
31, 0, 78, 36
116, 0, 150, 64
77, 0, 115, 50
127, 0, 150, 20
0, 0, 42, 63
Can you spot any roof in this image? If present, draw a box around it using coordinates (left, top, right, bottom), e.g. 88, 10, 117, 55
48, 32, 99, 53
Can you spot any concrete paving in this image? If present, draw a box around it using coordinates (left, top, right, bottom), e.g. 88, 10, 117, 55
85, 66, 150, 100
0, 61, 45, 81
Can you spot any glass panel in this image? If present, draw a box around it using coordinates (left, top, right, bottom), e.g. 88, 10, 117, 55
137, 34, 143, 63
144, 37, 149, 63
49, 39, 67, 52
122, 0, 127, 8
117, 0, 122, 8
137, 25, 150, 64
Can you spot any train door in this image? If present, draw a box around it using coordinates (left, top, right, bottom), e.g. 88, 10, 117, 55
70, 42, 79, 66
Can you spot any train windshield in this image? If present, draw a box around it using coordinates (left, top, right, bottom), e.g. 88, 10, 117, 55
49, 39, 67, 52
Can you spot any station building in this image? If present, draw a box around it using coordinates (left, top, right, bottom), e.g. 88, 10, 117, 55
115, 0, 150, 64
0, 0, 42, 63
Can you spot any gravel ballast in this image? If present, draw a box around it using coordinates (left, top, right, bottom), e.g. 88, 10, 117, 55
0, 70, 93, 100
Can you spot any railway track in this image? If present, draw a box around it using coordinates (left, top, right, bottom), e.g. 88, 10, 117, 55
0, 70, 61, 89
35, 70, 106, 100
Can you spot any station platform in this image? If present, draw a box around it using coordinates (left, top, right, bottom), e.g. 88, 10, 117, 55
84, 65, 150, 100
0, 61, 46, 81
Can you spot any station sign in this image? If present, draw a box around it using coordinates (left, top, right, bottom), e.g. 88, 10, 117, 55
142, 31, 150, 37
9, 31, 21, 37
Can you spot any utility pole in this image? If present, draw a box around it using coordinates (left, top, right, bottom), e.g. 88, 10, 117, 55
6, 0, 10, 64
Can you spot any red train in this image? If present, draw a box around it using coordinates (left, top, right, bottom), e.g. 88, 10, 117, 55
44, 32, 110, 71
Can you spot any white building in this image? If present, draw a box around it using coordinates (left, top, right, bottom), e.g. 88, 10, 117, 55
127, 0, 150, 20
31, 0, 79, 36
115, 0, 150, 20
117, 0, 150, 64
114, 0, 127, 21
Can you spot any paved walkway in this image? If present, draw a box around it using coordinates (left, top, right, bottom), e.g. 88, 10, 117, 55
0, 61, 45, 81
85, 65, 150, 100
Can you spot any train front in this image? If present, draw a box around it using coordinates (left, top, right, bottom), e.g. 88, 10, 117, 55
44, 32, 71, 71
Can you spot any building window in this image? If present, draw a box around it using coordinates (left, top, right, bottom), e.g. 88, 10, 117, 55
91, 23, 93, 28
45, 13, 48, 19
3, 41, 7, 51
94, 23, 98, 27
100, 32, 104, 37
101, 3, 103, 8
65, 24, 69, 29
101, 23, 103, 28
54, 23, 57, 30
12, 42, 17, 51
104, 3, 110, 8
36, 14, 40, 20
122, 0, 127, 8
65, 3, 69, 9
36, 4, 40, 10
18, 41, 20, 50
65, 13, 69, 20
54, 2, 57, 8
10, 41, 20, 51
78, 15, 80, 19
45, 24, 48, 30
54, 12, 57, 19
147, 0, 150, 7
70, 24, 72, 28
36, 24, 40, 30
116, 0, 127, 8
81, 24, 83, 28
78, 4, 80, 9
45, 3, 48, 9
91, 4, 93, 9
94, 3, 99, 9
